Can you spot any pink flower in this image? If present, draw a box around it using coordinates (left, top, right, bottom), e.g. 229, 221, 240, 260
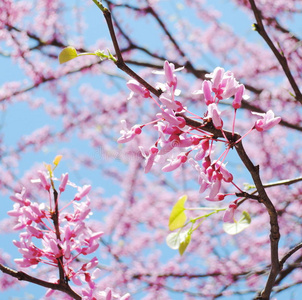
117, 120, 142, 143
202, 80, 214, 105
207, 103, 223, 129
74, 185, 91, 201
223, 202, 237, 222
164, 60, 177, 88
221, 74, 238, 99
252, 110, 281, 132
211, 67, 224, 91
232, 84, 245, 109
81, 257, 99, 271
156, 108, 185, 127
205, 172, 222, 201
126, 79, 150, 99
59, 173, 69, 192
195, 139, 210, 161
37, 171, 51, 191
162, 153, 188, 172
10, 187, 30, 206
139, 145, 159, 173
214, 161, 233, 182
159, 91, 183, 111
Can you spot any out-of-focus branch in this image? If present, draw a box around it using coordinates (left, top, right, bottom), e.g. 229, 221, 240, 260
248, 0, 302, 104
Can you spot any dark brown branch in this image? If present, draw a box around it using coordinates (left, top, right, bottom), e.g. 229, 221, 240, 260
51, 188, 66, 284
180, 115, 280, 300
275, 253, 302, 286
248, 0, 302, 104
0, 263, 81, 300
279, 243, 302, 267
100, 7, 161, 97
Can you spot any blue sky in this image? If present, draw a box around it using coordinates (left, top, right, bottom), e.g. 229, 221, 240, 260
0, 0, 301, 299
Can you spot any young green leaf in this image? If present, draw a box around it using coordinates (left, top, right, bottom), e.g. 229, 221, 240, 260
166, 232, 181, 250
179, 231, 191, 256
53, 155, 62, 166
169, 195, 187, 231
223, 211, 251, 235
59, 46, 78, 64
166, 229, 190, 250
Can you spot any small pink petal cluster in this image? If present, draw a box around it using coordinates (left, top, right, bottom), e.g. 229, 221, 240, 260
95, 287, 131, 300
117, 120, 142, 143
8, 170, 127, 298
252, 110, 281, 131
189, 158, 233, 201
194, 67, 249, 129
223, 202, 237, 223
120, 62, 281, 207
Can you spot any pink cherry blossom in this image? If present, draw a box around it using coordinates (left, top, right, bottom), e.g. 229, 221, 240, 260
202, 80, 214, 105
127, 79, 151, 99
139, 145, 159, 173
117, 120, 142, 143
223, 202, 237, 222
232, 84, 245, 109
162, 153, 188, 172
59, 173, 69, 192
252, 110, 281, 131
74, 185, 92, 201
164, 60, 177, 88
207, 103, 223, 129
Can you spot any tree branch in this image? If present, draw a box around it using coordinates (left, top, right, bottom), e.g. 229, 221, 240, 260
181, 116, 281, 300
279, 243, 302, 267
248, 0, 302, 104
91, 2, 302, 299
0, 263, 81, 300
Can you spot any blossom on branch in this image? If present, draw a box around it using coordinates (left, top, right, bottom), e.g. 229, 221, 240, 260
223, 202, 237, 223
117, 120, 142, 143
252, 110, 281, 131
126, 79, 151, 99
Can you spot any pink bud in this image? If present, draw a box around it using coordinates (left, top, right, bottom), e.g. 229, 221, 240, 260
202, 156, 211, 169
37, 171, 51, 191
223, 202, 237, 222
74, 185, 91, 201
81, 257, 99, 271
233, 84, 244, 109
164, 60, 176, 87
205, 179, 222, 201
162, 153, 187, 172
207, 103, 223, 129
212, 67, 224, 90
202, 80, 213, 105
59, 173, 69, 192
140, 146, 159, 173
215, 161, 233, 182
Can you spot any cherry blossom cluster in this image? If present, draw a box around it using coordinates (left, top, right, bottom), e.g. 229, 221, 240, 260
119, 61, 281, 218
8, 167, 130, 300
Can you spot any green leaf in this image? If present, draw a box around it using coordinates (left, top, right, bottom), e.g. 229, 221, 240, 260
166, 229, 190, 250
179, 232, 191, 256
223, 211, 251, 235
169, 195, 187, 231
59, 46, 78, 64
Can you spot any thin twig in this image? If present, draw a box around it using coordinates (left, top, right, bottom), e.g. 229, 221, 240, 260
279, 243, 302, 267
248, 0, 302, 104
